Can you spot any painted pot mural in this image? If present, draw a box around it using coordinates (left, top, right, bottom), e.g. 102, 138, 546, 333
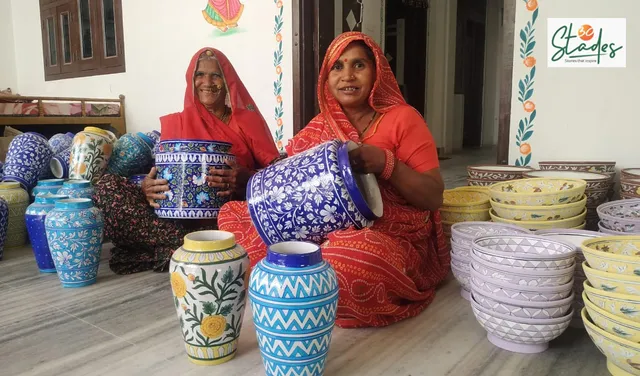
25, 194, 69, 272
249, 241, 339, 376
247, 139, 383, 246
68, 126, 115, 184
3, 132, 54, 191
169, 230, 249, 365
154, 140, 235, 219
0, 181, 29, 248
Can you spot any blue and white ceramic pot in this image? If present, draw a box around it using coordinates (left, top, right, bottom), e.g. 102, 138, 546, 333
31, 178, 64, 199
25, 194, 69, 272
106, 132, 155, 177
169, 230, 249, 365
249, 241, 339, 376
0, 197, 8, 260
45, 198, 104, 287
57, 179, 95, 200
3, 132, 54, 191
247, 140, 383, 245
129, 174, 146, 187
154, 140, 235, 219
0, 181, 29, 248
50, 147, 72, 179
48, 133, 74, 155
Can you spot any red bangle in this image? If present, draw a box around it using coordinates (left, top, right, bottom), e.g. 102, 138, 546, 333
380, 149, 396, 180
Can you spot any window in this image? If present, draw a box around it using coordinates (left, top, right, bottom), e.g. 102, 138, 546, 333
39, 0, 125, 81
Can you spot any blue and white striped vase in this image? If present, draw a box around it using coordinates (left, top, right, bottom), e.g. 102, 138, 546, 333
248, 241, 339, 376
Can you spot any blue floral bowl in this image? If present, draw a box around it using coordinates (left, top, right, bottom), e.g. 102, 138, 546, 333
154, 139, 235, 219
247, 139, 383, 245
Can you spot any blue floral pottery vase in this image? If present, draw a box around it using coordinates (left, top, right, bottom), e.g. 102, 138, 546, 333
154, 140, 236, 219
129, 174, 146, 187
57, 179, 95, 200
0, 197, 8, 260
4, 132, 54, 191
249, 241, 339, 376
247, 140, 383, 246
106, 132, 155, 177
45, 198, 104, 287
48, 133, 74, 155
31, 178, 64, 199
50, 147, 71, 179
25, 193, 69, 272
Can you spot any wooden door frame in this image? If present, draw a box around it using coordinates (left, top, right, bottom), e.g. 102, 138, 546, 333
496, 0, 516, 164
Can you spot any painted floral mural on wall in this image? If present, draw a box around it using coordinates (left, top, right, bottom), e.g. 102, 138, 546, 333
273, 0, 285, 152
202, 0, 245, 32
514, 0, 539, 166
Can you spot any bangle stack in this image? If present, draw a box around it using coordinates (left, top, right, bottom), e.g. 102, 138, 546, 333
380, 149, 396, 180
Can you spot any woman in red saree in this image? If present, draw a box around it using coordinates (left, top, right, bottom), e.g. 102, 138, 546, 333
93, 47, 280, 275
219, 32, 451, 328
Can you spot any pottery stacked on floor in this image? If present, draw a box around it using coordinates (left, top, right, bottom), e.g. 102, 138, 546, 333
620, 168, 640, 200
249, 241, 339, 375
449, 222, 530, 301
488, 178, 588, 231
468, 234, 576, 354
155, 140, 235, 220
0, 181, 29, 247
538, 161, 616, 203
466, 165, 534, 187
580, 236, 640, 375
169, 230, 249, 365
3, 132, 54, 192
440, 190, 491, 239
247, 140, 383, 246
597, 199, 640, 235
25, 194, 69, 273
68, 127, 117, 184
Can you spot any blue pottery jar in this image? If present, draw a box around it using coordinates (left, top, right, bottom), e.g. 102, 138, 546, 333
48, 133, 74, 155
106, 132, 155, 177
58, 179, 95, 199
0, 197, 8, 260
25, 193, 69, 272
31, 178, 64, 199
45, 198, 104, 287
4, 132, 54, 191
249, 241, 339, 376
50, 148, 72, 179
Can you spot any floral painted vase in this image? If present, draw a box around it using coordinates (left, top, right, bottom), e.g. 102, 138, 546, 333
106, 132, 155, 177
169, 230, 249, 365
57, 179, 95, 200
3, 132, 54, 191
128, 174, 146, 187
155, 140, 236, 219
50, 147, 72, 179
68, 126, 115, 184
0, 197, 8, 260
31, 178, 64, 199
26, 194, 69, 272
0, 182, 29, 247
48, 133, 74, 155
249, 241, 339, 376
247, 139, 383, 245
45, 198, 104, 287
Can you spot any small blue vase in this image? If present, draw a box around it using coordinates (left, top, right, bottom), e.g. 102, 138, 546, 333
249, 241, 339, 376
57, 179, 94, 200
45, 198, 104, 287
25, 193, 69, 272
31, 178, 64, 199
0, 197, 8, 260
50, 148, 72, 179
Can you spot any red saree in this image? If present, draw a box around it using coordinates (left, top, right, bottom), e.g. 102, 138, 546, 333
219, 32, 450, 328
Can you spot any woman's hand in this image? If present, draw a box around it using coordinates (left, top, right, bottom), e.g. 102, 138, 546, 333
141, 167, 169, 209
207, 159, 254, 198
348, 144, 386, 175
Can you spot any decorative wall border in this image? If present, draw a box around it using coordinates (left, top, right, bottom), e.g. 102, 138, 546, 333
273, 0, 285, 152
514, 0, 539, 166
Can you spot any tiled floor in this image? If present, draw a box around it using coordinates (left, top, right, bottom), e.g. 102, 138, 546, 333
0, 147, 608, 375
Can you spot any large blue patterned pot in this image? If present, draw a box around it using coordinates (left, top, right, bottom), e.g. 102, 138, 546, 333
247, 140, 383, 245
0, 197, 8, 260
106, 132, 155, 177
45, 198, 104, 287
26, 193, 69, 272
249, 241, 339, 376
4, 132, 54, 191
57, 179, 94, 200
154, 140, 235, 219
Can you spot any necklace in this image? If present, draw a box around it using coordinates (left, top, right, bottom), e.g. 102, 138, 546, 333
358, 111, 377, 137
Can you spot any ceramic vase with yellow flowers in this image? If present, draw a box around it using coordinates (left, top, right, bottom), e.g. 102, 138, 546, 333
169, 230, 249, 366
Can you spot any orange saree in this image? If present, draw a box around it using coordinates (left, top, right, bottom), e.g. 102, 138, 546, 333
218, 32, 450, 328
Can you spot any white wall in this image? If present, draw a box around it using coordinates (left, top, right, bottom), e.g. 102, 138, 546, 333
0, 0, 17, 90
9, 0, 293, 149
509, 0, 637, 169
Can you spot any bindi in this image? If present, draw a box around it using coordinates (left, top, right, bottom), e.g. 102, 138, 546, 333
343, 58, 348, 62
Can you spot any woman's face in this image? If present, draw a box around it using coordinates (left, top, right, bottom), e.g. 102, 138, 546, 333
327, 43, 375, 110
194, 58, 227, 110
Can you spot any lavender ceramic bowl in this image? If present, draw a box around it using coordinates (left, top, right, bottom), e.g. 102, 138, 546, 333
470, 268, 573, 302
534, 229, 604, 276
597, 199, 640, 233
451, 262, 471, 298
450, 239, 471, 259
450, 222, 530, 247
470, 252, 575, 287
471, 234, 577, 263
598, 221, 624, 235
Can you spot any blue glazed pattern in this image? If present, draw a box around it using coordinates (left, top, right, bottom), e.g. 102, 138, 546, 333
154, 140, 235, 219
247, 140, 379, 246
129, 174, 146, 187
31, 178, 64, 199
50, 148, 71, 179
106, 132, 154, 177
4, 132, 54, 191
48, 133, 74, 155
45, 199, 104, 287
58, 180, 95, 200
0, 197, 8, 260
249, 251, 338, 376
26, 194, 69, 272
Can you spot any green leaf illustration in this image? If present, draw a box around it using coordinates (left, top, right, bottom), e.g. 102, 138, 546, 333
202, 301, 216, 315
220, 304, 233, 316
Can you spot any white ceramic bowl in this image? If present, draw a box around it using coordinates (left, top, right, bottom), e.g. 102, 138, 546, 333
470, 268, 573, 303
470, 252, 575, 287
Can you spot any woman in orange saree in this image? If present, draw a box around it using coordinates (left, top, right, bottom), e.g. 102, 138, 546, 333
219, 32, 451, 328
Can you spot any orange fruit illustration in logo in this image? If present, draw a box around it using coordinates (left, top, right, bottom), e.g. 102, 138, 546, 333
526, 0, 538, 11
523, 56, 536, 67
577, 25, 594, 41
520, 143, 532, 155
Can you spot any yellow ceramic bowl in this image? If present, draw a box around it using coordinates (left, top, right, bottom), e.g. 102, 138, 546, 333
582, 236, 640, 277
489, 208, 587, 231
583, 280, 640, 324
490, 195, 587, 221
453, 186, 490, 194
583, 261, 640, 296
584, 291, 640, 343
582, 307, 640, 376
440, 207, 490, 223
443, 190, 491, 210
489, 178, 587, 206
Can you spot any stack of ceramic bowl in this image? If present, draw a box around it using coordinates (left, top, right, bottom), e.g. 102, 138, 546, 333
449, 222, 530, 301
535, 229, 604, 328
538, 161, 616, 202
440, 189, 491, 238
468, 234, 576, 353
580, 236, 640, 375
597, 199, 640, 235
524, 170, 610, 231
488, 178, 588, 231
620, 168, 640, 200
466, 165, 534, 187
